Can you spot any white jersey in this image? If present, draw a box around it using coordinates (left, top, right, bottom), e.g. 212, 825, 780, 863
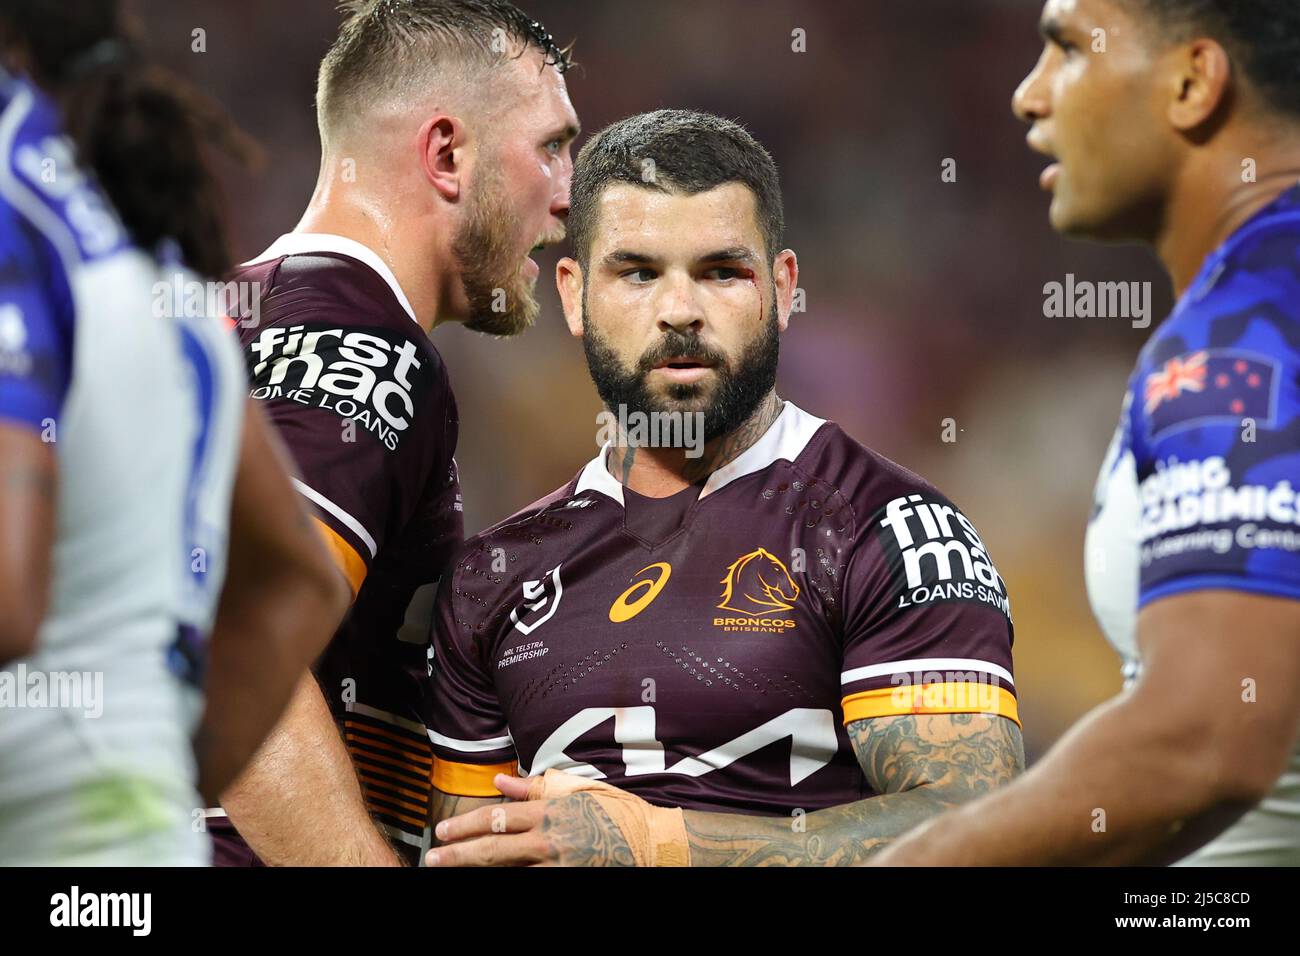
0, 74, 245, 864
1086, 185, 1300, 866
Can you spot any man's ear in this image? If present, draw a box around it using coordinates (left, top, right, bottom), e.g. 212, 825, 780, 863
1167, 38, 1233, 133
556, 257, 585, 337
772, 249, 798, 333
418, 114, 464, 201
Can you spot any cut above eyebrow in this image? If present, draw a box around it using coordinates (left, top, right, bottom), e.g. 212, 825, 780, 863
698, 247, 759, 264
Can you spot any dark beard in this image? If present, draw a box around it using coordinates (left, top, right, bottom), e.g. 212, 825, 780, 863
582, 295, 781, 444
452, 165, 538, 337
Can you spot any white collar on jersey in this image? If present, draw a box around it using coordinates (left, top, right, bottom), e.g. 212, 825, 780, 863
243, 232, 419, 325
574, 400, 827, 506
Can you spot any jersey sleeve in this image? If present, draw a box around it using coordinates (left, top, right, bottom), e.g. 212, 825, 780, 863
1131, 311, 1300, 607
838, 489, 1019, 728
0, 212, 73, 434
426, 570, 518, 797
242, 316, 454, 597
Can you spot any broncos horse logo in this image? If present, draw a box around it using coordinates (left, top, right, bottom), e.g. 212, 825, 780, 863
718, 548, 800, 616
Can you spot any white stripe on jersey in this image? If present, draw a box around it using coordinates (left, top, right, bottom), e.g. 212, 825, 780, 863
427, 728, 515, 753
293, 477, 378, 558
841, 657, 1014, 687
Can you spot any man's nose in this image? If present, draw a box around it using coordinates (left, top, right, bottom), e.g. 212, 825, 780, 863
656, 277, 705, 337
550, 158, 572, 222
1013, 51, 1051, 124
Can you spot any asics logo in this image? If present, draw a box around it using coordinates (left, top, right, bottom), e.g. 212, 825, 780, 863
608, 563, 672, 623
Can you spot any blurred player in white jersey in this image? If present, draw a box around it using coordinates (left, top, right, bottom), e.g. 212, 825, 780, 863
0, 0, 347, 864
880, 0, 1300, 866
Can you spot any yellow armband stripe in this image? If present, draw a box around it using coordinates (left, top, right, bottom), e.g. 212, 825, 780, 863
313, 516, 367, 598
841, 682, 1020, 727
431, 758, 519, 797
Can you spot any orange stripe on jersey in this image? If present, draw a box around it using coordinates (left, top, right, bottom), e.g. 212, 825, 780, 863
353, 767, 430, 817
344, 729, 432, 769
431, 758, 518, 797
313, 516, 367, 597
355, 768, 434, 806
343, 720, 432, 764
347, 743, 430, 786
360, 795, 426, 830
841, 683, 1020, 727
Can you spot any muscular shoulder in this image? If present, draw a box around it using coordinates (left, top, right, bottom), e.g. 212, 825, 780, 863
1149, 199, 1300, 364
792, 420, 1011, 635
788, 419, 965, 542
233, 252, 453, 447
442, 473, 604, 620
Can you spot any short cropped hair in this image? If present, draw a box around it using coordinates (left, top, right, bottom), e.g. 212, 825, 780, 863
568, 109, 785, 268
316, 0, 571, 141
1135, 0, 1300, 118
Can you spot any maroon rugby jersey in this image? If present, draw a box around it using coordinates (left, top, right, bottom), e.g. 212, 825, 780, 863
427, 402, 1016, 814
223, 233, 463, 861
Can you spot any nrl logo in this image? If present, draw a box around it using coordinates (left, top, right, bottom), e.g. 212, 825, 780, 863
510, 564, 564, 635
717, 548, 800, 617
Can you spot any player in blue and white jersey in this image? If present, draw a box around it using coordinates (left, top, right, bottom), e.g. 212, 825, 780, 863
0, 1, 347, 864
880, 0, 1300, 865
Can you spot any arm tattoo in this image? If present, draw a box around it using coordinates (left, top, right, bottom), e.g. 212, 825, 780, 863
538, 792, 637, 867
429, 789, 636, 865
853, 712, 1025, 797
683, 713, 1025, 866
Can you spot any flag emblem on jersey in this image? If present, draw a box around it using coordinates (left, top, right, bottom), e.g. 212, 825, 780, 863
1144, 349, 1277, 440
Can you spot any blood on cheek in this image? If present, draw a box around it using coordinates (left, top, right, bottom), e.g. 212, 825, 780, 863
736, 269, 763, 323
713, 267, 761, 316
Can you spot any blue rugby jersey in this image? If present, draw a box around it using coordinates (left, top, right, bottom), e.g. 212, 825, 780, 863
1087, 183, 1300, 865
0, 69, 245, 864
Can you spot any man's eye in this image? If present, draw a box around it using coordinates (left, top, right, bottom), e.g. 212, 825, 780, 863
544, 139, 563, 156
623, 268, 656, 283
707, 267, 741, 281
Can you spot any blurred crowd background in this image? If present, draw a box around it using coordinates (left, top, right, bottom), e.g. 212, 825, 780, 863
136, 0, 1177, 760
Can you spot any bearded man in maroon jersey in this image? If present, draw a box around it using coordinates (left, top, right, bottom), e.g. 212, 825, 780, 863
422, 109, 1024, 866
